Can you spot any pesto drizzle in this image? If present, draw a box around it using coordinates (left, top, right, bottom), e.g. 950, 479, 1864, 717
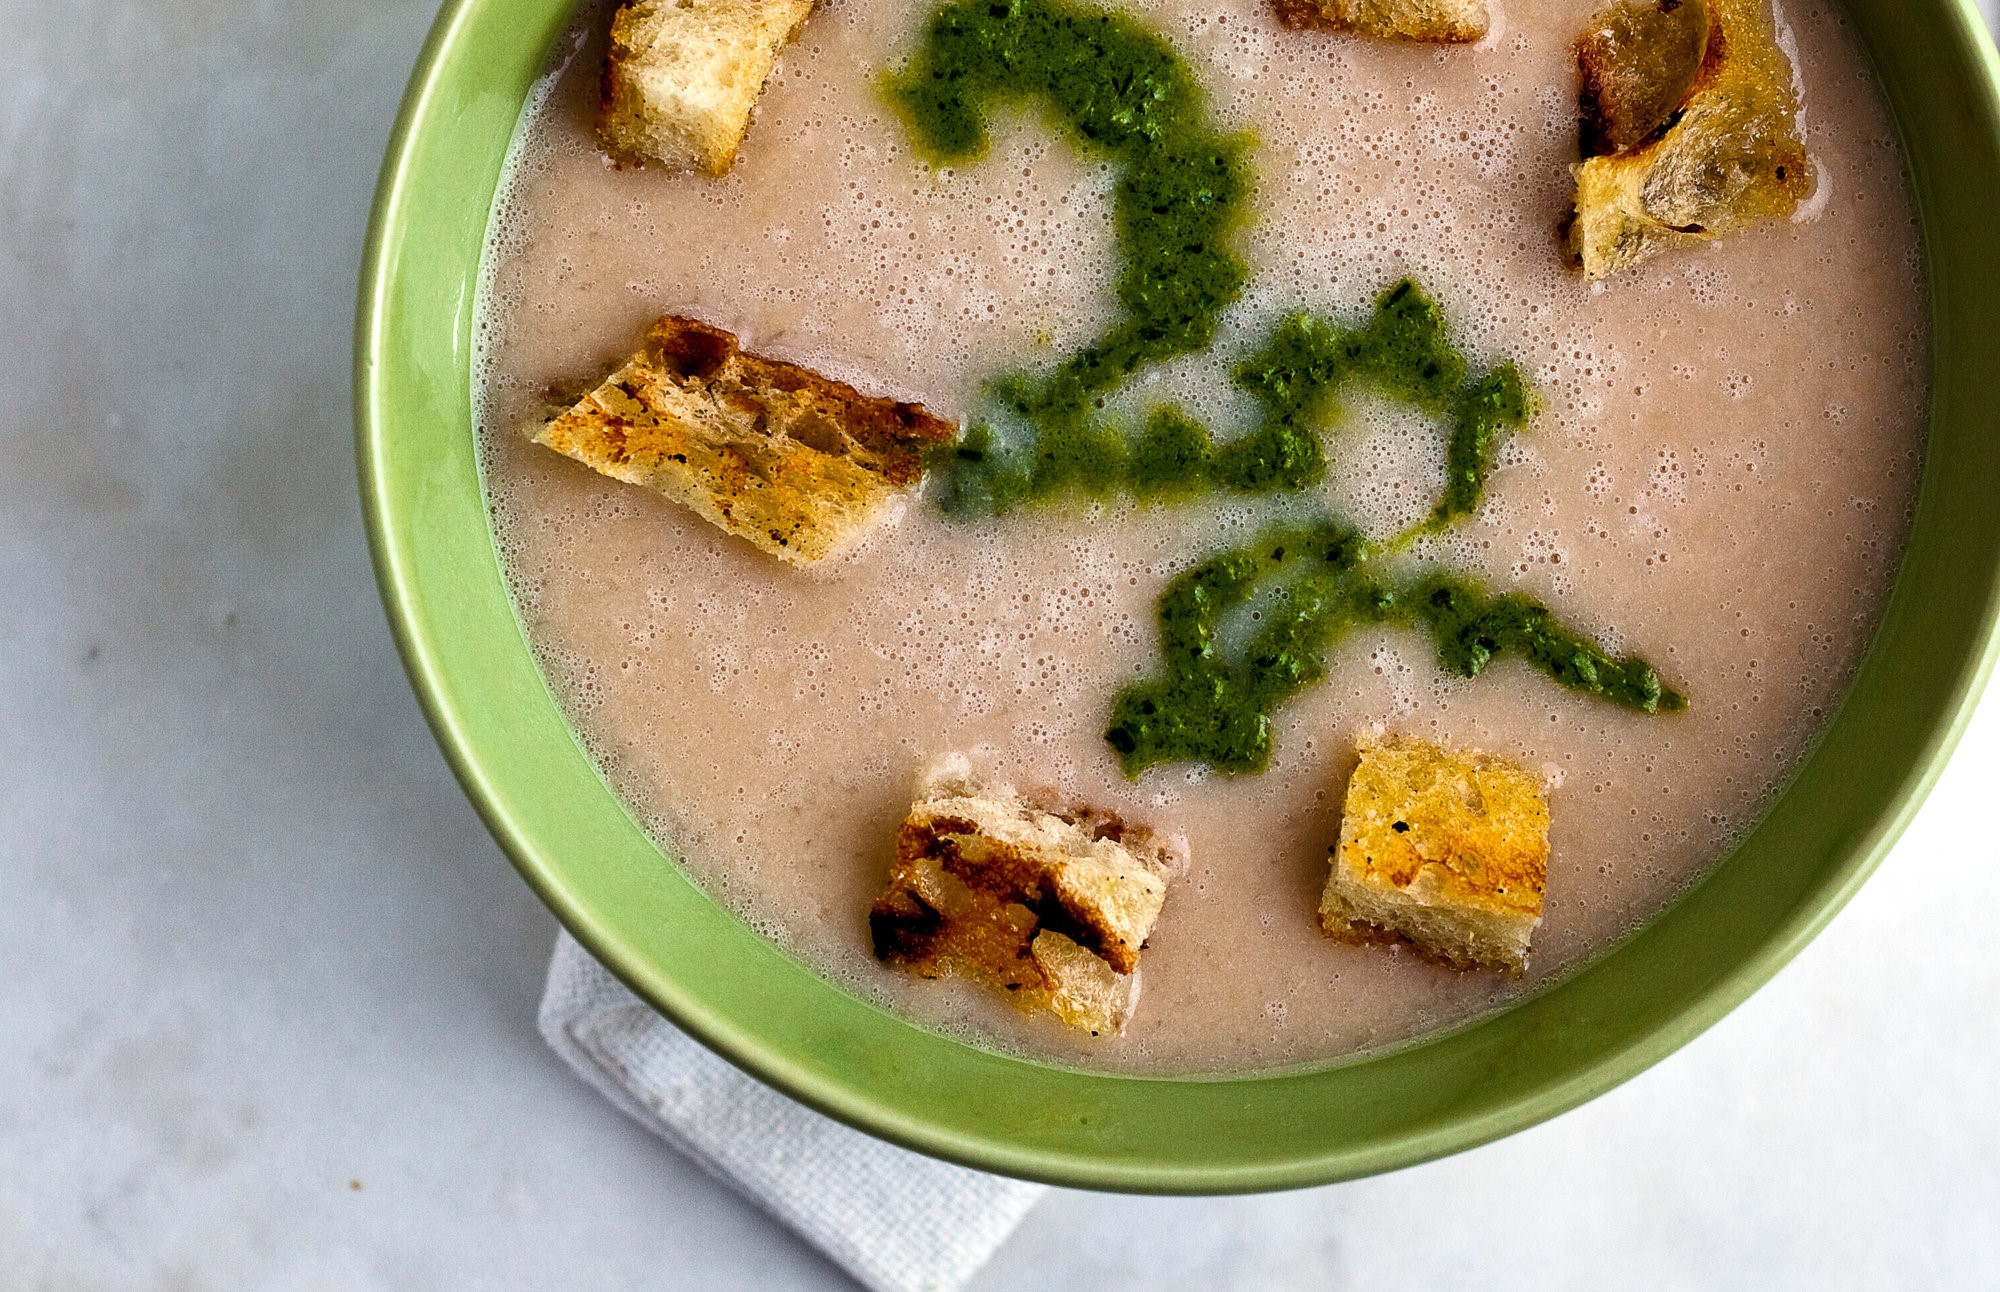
1222, 279, 1531, 530
888, 0, 1686, 778
934, 280, 1532, 524
891, 6, 1529, 523
887, 0, 1251, 425
1105, 524, 1689, 778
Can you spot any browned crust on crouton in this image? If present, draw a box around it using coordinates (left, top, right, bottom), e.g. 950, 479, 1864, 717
1567, 0, 1813, 278
868, 766, 1180, 1034
1270, 0, 1488, 44
1577, 0, 1720, 159
599, 47, 629, 161
640, 317, 954, 484
533, 316, 956, 564
872, 801, 1170, 976
1320, 734, 1550, 975
1270, 0, 1335, 29
596, 0, 817, 174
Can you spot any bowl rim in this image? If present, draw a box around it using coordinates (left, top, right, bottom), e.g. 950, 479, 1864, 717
356, 0, 2000, 1192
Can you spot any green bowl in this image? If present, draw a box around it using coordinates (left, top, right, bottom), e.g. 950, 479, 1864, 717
356, 0, 2000, 1191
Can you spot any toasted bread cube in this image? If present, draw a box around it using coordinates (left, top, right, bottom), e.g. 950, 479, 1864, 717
1576, 0, 1713, 157
869, 755, 1182, 1036
1569, 0, 1813, 279
533, 317, 956, 565
1030, 931, 1132, 1034
1271, 0, 1488, 44
598, 0, 816, 175
1321, 735, 1549, 974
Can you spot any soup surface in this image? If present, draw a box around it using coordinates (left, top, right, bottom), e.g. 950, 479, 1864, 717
475, 0, 1928, 1072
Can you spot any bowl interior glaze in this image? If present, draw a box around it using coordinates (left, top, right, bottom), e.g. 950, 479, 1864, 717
356, 0, 2000, 1191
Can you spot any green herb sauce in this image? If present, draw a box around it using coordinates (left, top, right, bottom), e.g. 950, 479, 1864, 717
930, 279, 1533, 522
886, 0, 1251, 426
1104, 523, 1688, 778
889, 0, 1686, 777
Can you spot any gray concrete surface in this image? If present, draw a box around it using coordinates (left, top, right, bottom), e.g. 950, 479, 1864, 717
3, 1, 1996, 1287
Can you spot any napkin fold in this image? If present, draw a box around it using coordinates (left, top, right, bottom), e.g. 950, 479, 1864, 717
539, 932, 1046, 1292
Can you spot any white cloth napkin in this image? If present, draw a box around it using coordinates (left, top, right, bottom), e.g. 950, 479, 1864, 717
539, 932, 1047, 1292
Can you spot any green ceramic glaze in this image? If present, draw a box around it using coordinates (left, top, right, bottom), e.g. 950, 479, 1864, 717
355, 0, 2000, 1192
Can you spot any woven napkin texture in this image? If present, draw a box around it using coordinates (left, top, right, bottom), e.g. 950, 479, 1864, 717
539, 932, 1047, 1292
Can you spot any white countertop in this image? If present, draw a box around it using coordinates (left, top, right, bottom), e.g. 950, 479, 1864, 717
4, 2, 1996, 1286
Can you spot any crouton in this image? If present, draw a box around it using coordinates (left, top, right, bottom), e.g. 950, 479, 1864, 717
533, 316, 957, 565
598, 0, 816, 175
1568, 0, 1813, 279
1271, 0, 1489, 44
1320, 734, 1549, 974
869, 755, 1183, 1035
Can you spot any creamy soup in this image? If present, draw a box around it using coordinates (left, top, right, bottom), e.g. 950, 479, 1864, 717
474, 0, 1927, 1072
